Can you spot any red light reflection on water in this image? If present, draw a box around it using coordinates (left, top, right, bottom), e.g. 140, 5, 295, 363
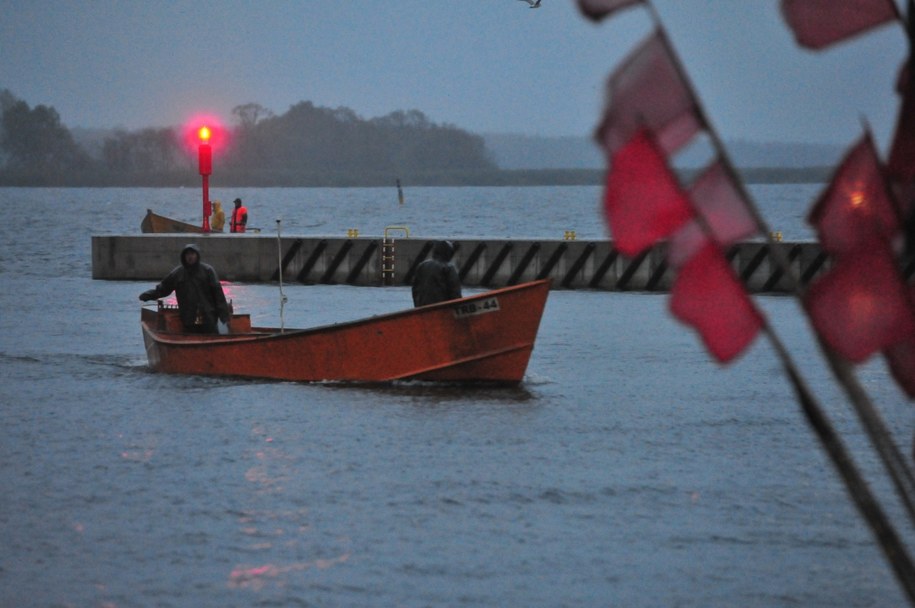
220, 281, 237, 304
228, 428, 354, 592
227, 553, 351, 590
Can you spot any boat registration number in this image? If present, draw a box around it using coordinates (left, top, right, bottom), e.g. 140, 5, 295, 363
453, 297, 500, 318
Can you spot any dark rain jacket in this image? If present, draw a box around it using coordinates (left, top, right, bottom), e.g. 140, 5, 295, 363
412, 242, 462, 307
139, 244, 230, 331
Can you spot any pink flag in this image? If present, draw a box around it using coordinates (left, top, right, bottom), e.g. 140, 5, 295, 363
780, 0, 900, 50
595, 31, 703, 157
807, 132, 902, 255
803, 242, 915, 363
667, 161, 759, 268
577, 0, 643, 22
669, 243, 764, 363
603, 128, 694, 256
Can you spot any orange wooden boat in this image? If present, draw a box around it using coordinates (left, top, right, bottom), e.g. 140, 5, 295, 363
141, 279, 550, 384
141, 209, 214, 233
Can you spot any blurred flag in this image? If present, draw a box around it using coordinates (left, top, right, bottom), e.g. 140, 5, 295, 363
807, 132, 902, 255
595, 31, 703, 157
803, 242, 915, 363
577, 0, 643, 22
780, 0, 900, 50
595, 21, 764, 365
667, 161, 759, 268
669, 243, 765, 363
604, 128, 694, 256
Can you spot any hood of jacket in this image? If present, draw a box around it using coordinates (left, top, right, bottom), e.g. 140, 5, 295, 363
431, 240, 454, 262
180, 243, 202, 268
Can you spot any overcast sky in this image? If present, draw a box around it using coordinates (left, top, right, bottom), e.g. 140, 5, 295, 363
0, 0, 908, 148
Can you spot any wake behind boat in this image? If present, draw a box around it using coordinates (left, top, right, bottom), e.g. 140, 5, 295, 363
141, 279, 550, 384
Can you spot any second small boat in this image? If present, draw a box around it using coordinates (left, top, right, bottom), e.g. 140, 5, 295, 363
141, 209, 211, 233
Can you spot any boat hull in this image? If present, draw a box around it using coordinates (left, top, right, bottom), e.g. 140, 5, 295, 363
141, 209, 212, 233
141, 280, 550, 384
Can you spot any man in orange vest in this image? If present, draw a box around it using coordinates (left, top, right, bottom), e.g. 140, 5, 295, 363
230, 198, 248, 233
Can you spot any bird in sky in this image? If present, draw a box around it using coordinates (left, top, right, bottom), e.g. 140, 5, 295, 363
518, 0, 542, 7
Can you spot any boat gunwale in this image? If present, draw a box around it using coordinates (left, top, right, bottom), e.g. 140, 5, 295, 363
142, 279, 550, 348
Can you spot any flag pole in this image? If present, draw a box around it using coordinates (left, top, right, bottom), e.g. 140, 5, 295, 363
908, 0, 914, 44
640, 1, 915, 598
644, 0, 915, 517
904, 0, 915, 256
778, 354, 915, 605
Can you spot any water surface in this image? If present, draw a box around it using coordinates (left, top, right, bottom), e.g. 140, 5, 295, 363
0, 186, 910, 607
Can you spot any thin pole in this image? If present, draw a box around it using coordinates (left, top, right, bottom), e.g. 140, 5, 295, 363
276, 219, 287, 333
201, 174, 210, 233
639, 2, 915, 600
672, 28, 915, 525
645, 0, 915, 520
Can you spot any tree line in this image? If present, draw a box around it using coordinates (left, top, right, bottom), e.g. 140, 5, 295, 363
0, 89, 831, 187
0, 91, 500, 187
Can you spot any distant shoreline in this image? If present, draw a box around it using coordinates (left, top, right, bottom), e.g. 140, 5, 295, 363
0, 166, 831, 188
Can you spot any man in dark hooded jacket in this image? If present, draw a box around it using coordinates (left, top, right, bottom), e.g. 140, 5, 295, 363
139, 244, 230, 333
412, 240, 462, 307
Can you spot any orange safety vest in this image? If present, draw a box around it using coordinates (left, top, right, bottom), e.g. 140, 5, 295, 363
231, 206, 248, 233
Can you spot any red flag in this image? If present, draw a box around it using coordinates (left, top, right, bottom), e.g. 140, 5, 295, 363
595, 32, 703, 157
667, 161, 759, 268
780, 0, 900, 50
803, 242, 915, 363
604, 128, 694, 256
669, 243, 764, 363
577, 0, 643, 22
807, 132, 902, 255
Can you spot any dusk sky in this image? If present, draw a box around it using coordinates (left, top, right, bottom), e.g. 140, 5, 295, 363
0, 0, 908, 148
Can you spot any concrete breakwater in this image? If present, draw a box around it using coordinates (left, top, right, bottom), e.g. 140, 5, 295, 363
86, 233, 886, 294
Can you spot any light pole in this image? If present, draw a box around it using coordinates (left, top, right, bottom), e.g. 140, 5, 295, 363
198, 125, 212, 232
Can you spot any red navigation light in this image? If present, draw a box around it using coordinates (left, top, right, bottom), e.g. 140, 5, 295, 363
199, 143, 212, 176
182, 114, 228, 154
182, 114, 225, 232
197, 123, 213, 176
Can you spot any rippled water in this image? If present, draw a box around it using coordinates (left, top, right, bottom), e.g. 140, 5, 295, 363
0, 186, 911, 607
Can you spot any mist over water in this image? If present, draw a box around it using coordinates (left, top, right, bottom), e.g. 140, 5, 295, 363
0, 186, 910, 607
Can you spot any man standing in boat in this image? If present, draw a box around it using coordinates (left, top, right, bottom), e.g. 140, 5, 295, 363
230, 198, 248, 233
210, 200, 225, 232
412, 240, 462, 307
138, 244, 230, 334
